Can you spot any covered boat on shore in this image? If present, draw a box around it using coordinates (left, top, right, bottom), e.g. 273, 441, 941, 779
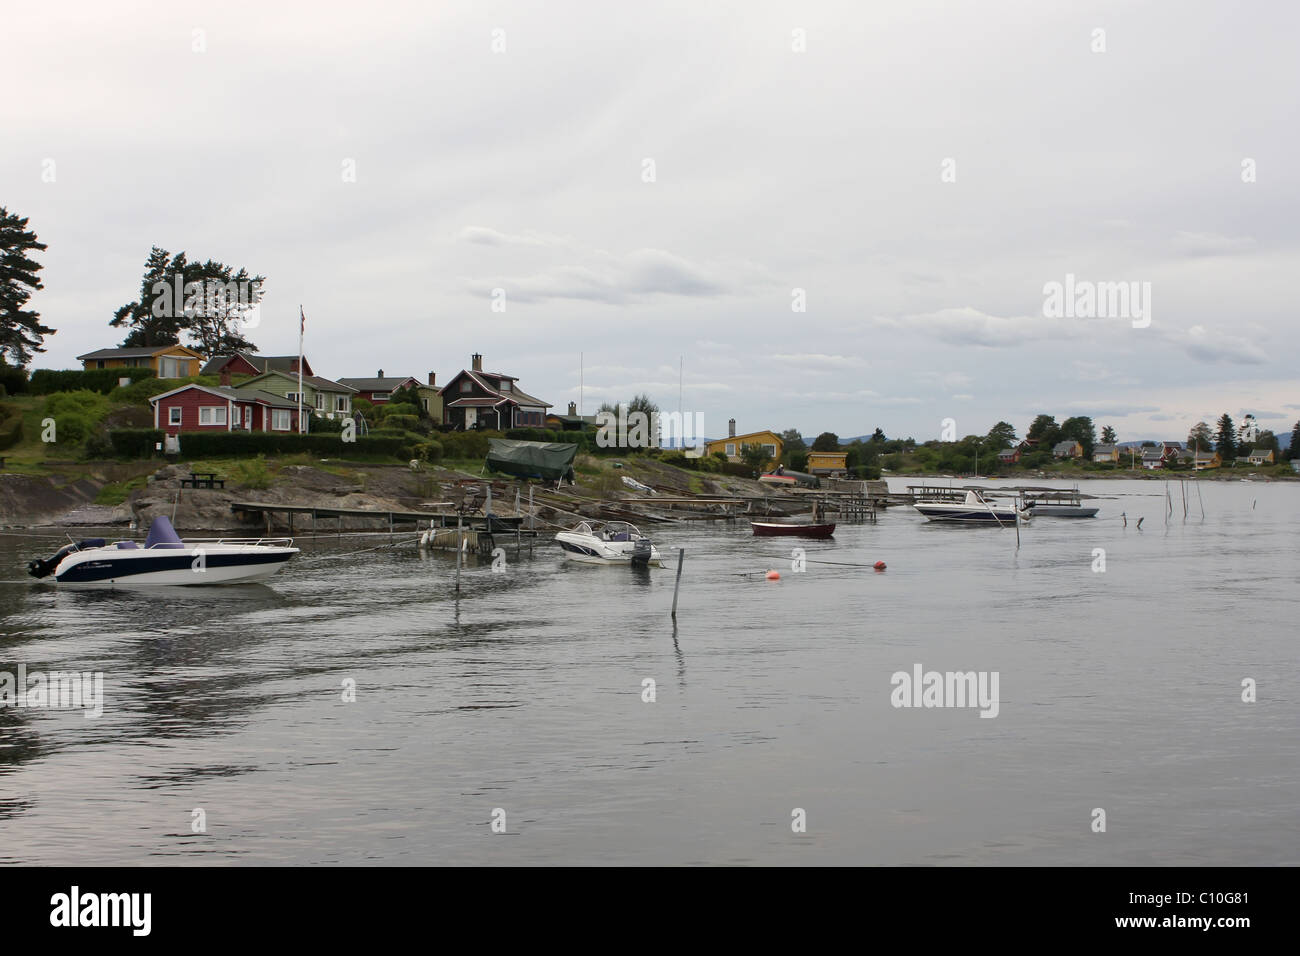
486, 438, 578, 484
27, 516, 297, 586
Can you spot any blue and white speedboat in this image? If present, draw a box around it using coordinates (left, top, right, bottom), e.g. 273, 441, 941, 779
28, 516, 297, 586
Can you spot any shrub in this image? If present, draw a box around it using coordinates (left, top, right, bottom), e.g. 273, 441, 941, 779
51, 412, 93, 445
109, 428, 165, 458
310, 415, 345, 434
440, 430, 493, 460
382, 414, 419, 431
30, 367, 157, 395
412, 440, 443, 463
44, 389, 111, 423
379, 402, 419, 419
0, 403, 24, 450
108, 377, 192, 406
230, 456, 273, 489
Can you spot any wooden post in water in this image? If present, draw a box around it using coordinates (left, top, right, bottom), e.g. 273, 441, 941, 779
670, 548, 685, 619
456, 514, 463, 594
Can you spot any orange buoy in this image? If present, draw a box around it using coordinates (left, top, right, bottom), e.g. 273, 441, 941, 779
766, 569, 781, 580
873, 561, 886, 572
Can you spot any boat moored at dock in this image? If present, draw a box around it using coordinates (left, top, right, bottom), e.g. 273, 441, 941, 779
554, 521, 662, 566
912, 490, 1028, 525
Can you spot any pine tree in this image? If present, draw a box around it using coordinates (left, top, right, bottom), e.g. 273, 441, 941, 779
1101, 425, 1117, 444
1215, 413, 1237, 460
0, 207, 55, 364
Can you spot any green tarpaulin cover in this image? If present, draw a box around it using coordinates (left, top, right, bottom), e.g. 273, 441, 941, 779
486, 438, 578, 481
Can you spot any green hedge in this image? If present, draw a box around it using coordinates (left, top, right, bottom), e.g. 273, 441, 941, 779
0, 403, 24, 450
175, 431, 412, 459
0, 365, 29, 395
30, 367, 157, 395
109, 428, 165, 459
439, 430, 495, 460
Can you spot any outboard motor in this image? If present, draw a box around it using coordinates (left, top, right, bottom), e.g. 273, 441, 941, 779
28, 539, 106, 579
631, 537, 652, 568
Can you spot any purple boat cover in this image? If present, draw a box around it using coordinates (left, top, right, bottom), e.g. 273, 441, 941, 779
144, 515, 185, 549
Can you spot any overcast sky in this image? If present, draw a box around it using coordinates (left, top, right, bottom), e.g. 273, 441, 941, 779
5, 0, 1297, 442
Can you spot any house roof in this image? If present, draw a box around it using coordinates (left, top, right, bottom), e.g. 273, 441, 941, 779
998, 448, 1019, 458
1194, 450, 1219, 460
439, 368, 551, 408
78, 344, 201, 360
1053, 440, 1080, 453
337, 376, 421, 392
148, 384, 299, 407
445, 397, 507, 408
200, 353, 311, 376
707, 430, 782, 446
235, 369, 356, 393
1093, 444, 1117, 455
1141, 446, 1165, 458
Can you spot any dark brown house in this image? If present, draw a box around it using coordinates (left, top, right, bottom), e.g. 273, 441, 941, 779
439, 354, 550, 430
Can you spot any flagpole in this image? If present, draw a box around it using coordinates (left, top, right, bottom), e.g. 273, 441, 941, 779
298, 305, 306, 434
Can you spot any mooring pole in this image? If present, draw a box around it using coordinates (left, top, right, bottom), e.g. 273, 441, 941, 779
456, 514, 463, 594
671, 548, 685, 619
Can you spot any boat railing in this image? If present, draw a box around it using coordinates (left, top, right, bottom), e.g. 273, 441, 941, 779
172, 536, 296, 548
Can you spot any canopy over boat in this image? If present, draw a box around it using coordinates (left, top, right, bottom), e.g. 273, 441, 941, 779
486, 438, 578, 481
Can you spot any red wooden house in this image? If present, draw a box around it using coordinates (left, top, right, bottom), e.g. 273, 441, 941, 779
150, 384, 302, 436
200, 353, 315, 378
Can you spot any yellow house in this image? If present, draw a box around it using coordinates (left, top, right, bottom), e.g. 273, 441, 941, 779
705, 428, 783, 467
77, 344, 204, 379
806, 450, 849, 475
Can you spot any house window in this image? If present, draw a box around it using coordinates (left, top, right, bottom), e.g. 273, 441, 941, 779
198, 406, 227, 426
763, 444, 776, 458
315, 393, 325, 410
285, 393, 301, 403
272, 409, 291, 431
159, 356, 186, 378
459, 380, 472, 393
373, 393, 389, 402
168, 407, 182, 425
95, 360, 105, 369
499, 380, 511, 393
725, 443, 736, 456
336, 395, 349, 412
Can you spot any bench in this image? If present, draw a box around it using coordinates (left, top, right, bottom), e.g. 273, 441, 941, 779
181, 472, 226, 490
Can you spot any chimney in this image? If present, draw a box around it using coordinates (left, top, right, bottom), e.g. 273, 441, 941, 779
568, 401, 577, 416
377, 369, 384, 379
728, 418, 736, 438
428, 372, 436, 387
471, 353, 482, 372
220, 368, 232, 387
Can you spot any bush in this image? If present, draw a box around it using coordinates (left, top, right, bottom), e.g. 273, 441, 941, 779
51, 413, 93, 445
379, 402, 419, 419
440, 430, 494, 460
44, 389, 111, 422
412, 440, 443, 463
30, 367, 157, 395
108, 377, 191, 406
174, 431, 412, 459
383, 413, 419, 431
310, 415, 345, 434
0, 403, 24, 450
109, 428, 165, 458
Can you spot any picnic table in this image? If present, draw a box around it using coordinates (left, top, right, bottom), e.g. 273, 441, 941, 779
181, 472, 225, 489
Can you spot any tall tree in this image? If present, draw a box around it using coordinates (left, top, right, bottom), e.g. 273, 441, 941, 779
0, 207, 55, 364
1101, 425, 1117, 444
870, 427, 886, 443
185, 259, 262, 358
1187, 421, 1212, 452
1255, 430, 1279, 455
779, 429, 806, 464
1215, 413, 1237, 460
1289, 421, 1300, 460
986, 421, 1017, 448
1026, 414, 1059, 447
1060, 416, 1096, 458
811, 431, 840, 451
111, 247, 262, 354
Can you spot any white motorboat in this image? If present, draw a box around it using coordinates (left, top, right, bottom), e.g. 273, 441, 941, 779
554, 520, 662, 566
913, 490, 1028, 524
28, 516, 298, 586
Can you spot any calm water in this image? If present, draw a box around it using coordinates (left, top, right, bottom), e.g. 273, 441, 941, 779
1, 478, 1297, 865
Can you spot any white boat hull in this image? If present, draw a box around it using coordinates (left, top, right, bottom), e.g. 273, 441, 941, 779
52, 546, 297, 587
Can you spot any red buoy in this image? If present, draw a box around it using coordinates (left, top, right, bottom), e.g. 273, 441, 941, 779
873, 561, 886, 572
766, 570, 781, 580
